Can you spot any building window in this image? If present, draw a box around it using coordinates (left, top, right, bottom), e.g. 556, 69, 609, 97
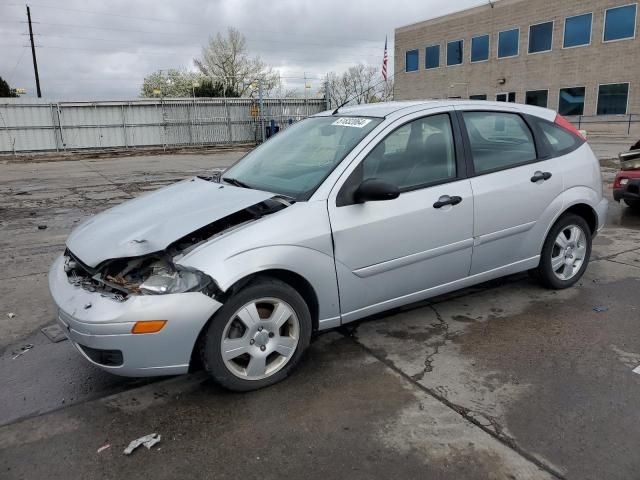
471, 35, 490, 62
559, 87, 586, 116
497, 92, 516, 103
406, 49, 419, 72
529, 21, 553, 53
470, 94, 487, 100
564, 13, 592, 48
604, 4, 637, 42
425, 45, 440, 69
597, 83, 630, 115
447, 40, 464, 66
526, 90, 549, 107
498, 28, 520, 58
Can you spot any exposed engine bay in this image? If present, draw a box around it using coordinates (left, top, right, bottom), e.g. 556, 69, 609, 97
63, 197, 290, 301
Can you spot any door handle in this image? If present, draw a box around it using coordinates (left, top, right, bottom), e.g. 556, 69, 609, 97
433, 195, 462, 209
531, 171, 552, 182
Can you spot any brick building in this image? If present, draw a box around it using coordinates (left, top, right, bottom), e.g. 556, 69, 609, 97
394, 0, 639, 118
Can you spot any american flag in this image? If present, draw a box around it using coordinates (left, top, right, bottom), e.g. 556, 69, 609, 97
382, 36, 388, 81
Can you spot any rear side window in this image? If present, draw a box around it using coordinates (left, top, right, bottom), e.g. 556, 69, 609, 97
463, 111, 537, 174
537, 120, 582, 155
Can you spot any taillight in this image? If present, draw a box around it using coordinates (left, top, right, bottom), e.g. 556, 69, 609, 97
554, 114, 586, 140
614, 176, 628, 188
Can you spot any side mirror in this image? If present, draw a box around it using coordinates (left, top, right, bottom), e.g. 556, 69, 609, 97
354, 178, 400, 203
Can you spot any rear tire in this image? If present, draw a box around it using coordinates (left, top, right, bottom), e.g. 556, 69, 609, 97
200, 277, 312, 392
535, 213, 592, 290
624, 199, 640, 212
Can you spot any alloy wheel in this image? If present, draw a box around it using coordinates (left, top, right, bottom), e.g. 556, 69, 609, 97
220, 297, 300, 380
550, 224, 587, 281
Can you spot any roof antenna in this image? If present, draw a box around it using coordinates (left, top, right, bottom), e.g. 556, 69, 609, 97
332, 100, 349, 115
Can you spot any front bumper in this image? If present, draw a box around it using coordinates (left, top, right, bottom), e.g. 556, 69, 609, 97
48, 255, 223, 377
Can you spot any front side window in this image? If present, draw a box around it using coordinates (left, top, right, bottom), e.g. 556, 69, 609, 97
526, 90, 549, 107
559, 87, 586, 116
406, 49, 419, 72
463, 111, 537, 173
447, 40, 464, 66
425, 45, 440, 69
597, 83, 630, 115
604, 4, 637, 42
498, 28, 520, 58
564, 13, 592, 47
471, 35, 490, 62
360, 114, 457, 190
222, 116, 381, 200
529, 21, 553, 53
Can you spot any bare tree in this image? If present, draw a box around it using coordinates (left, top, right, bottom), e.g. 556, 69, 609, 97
194, 27, 280, 98
322, 64, 393, 108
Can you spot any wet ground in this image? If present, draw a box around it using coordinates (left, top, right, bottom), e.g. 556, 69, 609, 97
1, 146, 640, 479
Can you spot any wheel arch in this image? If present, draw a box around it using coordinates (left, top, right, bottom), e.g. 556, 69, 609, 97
189, 268, 321, 372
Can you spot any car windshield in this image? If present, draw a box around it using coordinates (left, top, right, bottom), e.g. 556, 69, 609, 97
222, 116, 382, 200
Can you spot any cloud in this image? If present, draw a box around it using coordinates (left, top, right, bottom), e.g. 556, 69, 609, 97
0, 0, 484, 100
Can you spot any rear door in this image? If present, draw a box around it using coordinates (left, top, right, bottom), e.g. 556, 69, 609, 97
456, 106, 563, 275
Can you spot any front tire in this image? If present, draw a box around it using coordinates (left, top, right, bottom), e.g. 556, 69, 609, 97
201, 277, 312, 392
535, 213, 592, 289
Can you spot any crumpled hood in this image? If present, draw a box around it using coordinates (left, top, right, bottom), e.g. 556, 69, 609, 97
66, 177, 274, 267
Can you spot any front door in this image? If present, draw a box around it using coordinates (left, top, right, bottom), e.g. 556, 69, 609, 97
327, 112, 474, 322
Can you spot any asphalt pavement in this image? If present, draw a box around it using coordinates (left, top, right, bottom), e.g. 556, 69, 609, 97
1, 145, 640, 479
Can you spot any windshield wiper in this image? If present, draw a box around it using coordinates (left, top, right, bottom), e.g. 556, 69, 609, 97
223, 177, 252, 189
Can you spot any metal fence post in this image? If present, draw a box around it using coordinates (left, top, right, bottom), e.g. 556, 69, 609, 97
56, 103, 66, 151
49, 103, 59, 152
224, 97, 233, 143
259, 80, 265, 143
121, 104, 128, 149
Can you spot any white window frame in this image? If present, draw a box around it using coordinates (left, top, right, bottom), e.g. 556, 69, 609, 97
470, 34, 490, 63
496, 92, 516, 103
405, 49, 420, 73
497, 27, 520, 59
525, 89, 549, 108
446, 39, 465, 67
562, 12, 593, 49
596, 82, 631, 115
558, 85, 587, 116
528, 20, 554, 54
425, 44, 441, 70
602, 3, 638, 44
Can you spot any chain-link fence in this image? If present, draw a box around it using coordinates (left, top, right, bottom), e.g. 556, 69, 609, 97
0, 97, 329, 154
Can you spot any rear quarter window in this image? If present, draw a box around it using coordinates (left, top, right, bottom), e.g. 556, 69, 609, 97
536, 120, 582, 156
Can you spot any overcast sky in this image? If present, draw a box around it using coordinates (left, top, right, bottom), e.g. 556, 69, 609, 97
0, 0, 485, 100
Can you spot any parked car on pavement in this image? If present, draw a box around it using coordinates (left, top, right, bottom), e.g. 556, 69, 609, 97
49, 100, 608, 391
613, 148, 640, 212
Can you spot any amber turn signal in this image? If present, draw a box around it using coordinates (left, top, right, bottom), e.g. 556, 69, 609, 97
131, 320, 167, 334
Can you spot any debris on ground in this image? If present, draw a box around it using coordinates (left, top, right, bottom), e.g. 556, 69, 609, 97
41, 324, 68, 343
123, 433, 161, 455
6, 312, 16, 319
97, 444, 111, 454
593, 306, 609, 313
11, 344, 34, 360
37, 225, 47, 230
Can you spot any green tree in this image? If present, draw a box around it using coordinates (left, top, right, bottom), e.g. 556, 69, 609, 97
140, 69, 200, 98
0, 76, 17, 98
194, 79, 240, 98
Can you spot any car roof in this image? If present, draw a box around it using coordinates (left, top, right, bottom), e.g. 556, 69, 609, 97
314, 100, 556, 122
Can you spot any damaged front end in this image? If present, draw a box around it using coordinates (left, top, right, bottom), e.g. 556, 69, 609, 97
62, 196, 290, 301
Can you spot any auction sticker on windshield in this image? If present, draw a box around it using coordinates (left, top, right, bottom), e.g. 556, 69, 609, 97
332, 117, 373, 128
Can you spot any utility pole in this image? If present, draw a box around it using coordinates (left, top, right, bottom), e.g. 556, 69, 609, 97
26, 5, 41, 98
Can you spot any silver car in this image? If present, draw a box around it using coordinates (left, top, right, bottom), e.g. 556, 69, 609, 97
49, 101, 608, 391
